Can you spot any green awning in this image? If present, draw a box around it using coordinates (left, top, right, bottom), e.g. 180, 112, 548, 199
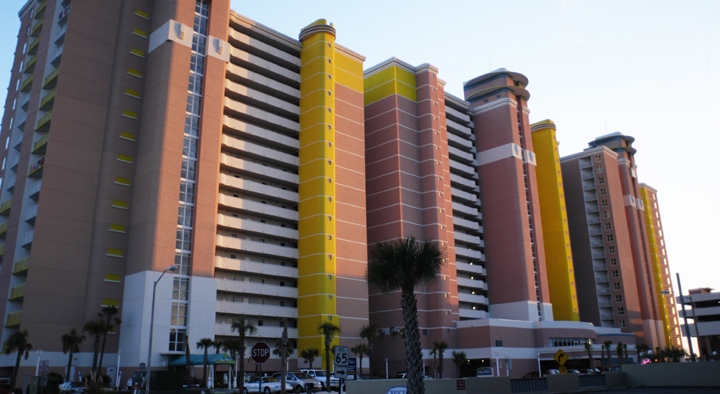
169, 353, 235, 366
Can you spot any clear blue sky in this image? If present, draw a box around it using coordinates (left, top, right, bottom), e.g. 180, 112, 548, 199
1, 0, 719, 294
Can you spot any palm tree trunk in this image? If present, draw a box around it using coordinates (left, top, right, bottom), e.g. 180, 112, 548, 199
92, 337, 101, 379
67, 349, 75, 381
239, 338, 246, 392
10, 352, 22, 389
98, 333, 108, 377
401, 286, 424, 394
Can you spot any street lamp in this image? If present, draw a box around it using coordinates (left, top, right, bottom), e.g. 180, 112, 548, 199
145, 265, 178, 393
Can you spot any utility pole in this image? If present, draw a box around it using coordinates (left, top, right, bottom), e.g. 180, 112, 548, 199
676, 273, 696, 361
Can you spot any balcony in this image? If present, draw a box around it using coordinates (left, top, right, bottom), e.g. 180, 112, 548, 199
458, 293, 488, 305
39, 89, 56, 110
5, 311, 21, 327
20, 230, 34, 248
13, 257, 29, 274
30, 20, 43, 37
43, 67, 60, 89
216, 235, 298, 260
35, 111, 52, 132
20, 75, 33, 92
58, 5, 70, 26
27, 180, 42, 200
27, 36, 40, 55
215, 256, 298, 279
216, 278, 298, 299
24, 204, 38, 224
216, 215, 298, 240
218, 174, 297, 203
0, 199, 12, 215
9, 284, 25, 300
456, 261, 486, 276
457, 277, 487, 291
55, 23, 67, 47
35, 1, 47, 19
215, 322, 298, 338
0, 221, 7, 236
217, 194, 298, 222
32, 134, 49, 154
459, 308, 487, 320
28, 157, 45, 177
216, 300, 296, 319
23, 55, 38, 74
0, 243, 4, 256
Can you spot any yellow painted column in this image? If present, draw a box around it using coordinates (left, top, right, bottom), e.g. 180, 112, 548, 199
531, 121, 580, 321
297, 20, 338, 356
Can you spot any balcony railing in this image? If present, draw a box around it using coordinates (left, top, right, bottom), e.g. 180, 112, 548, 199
32, 134, 49, 153
28, 157, 45, 177
23, 55, 38, 74
39, 89, 56, 110
0, 221, 7, 236
36, 111, 52, 131
0, 199, 11, 215
27, 36, 40, 55
20, 75, 33, 92
43, 67, 60, 89
31, 19, 43, 37
6, 311, 22, 327
9, 284, 25, 300
13, 257, 29, 274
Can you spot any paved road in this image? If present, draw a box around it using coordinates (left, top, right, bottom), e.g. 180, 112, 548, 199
593, 388, 720, 393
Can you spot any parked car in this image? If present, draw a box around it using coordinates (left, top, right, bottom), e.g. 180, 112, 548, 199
271, 372, 323, 392
547, 369, 560, 375
522, 371, 540, 378
298, 369, 339, 389
59, 382, 86, 393
243, 377, 293, 394
583, 368, 602, 374
393, 372, 432, 379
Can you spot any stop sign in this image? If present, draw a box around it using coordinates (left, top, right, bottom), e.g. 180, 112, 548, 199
251, 342, 270, 364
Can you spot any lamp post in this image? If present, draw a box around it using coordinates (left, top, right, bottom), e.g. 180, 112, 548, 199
145, 265, 178, 394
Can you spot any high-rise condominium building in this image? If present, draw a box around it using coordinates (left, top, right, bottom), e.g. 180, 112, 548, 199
560, 133, 680, 348
0, 0, 677, 381
0, 0, 367, 378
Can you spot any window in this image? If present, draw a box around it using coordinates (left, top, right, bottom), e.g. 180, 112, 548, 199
610, 258, 618, 266
608, 245, 616, 254
594, 155, 602, 163
603, 211, 610, 218
598, 176, 605, 184
617, 307, 625, 315
606, 234, 615, 242
495, 340, 504, 347
613, 282, 621, 290
600, 188, 607, 196
604, 222, 613, 230
615, 294, 623, 303
619, 320, 626, 328
596, 166, 604, 173
611, 270, 619, 278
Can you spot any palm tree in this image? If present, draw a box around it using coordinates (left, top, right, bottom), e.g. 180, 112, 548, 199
603, 340, 613, 368
231, 316, 257, 393
451, 351, 466, 378
367, 237, 445, 394
301, 348, 319, 369
584, 342, 593, 369
5, 330, 32, 389
318, 321, 341, 390
84, 319, 107, 380
97, 306, 121, 376
212, 339, 223, 387
351, 343, 369, 375
62, 328, 86, 381
196, 338, 214, 388
616, 342, 625, 366
432, 341, 448, 378
359, 324, 378, 375
223, 338, 243, 390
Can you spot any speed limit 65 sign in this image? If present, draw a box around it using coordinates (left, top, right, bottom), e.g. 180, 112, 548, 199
334, 346, 349, 367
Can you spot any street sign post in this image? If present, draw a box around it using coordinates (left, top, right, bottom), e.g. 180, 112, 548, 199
334, 346, 349, 394
251, 342, 270, 364
251, 343, 270, 392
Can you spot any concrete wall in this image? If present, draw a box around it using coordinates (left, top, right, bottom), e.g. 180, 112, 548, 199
345, 377, 512, 394
624, 363, 720, 387
344, 364, 720, 393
